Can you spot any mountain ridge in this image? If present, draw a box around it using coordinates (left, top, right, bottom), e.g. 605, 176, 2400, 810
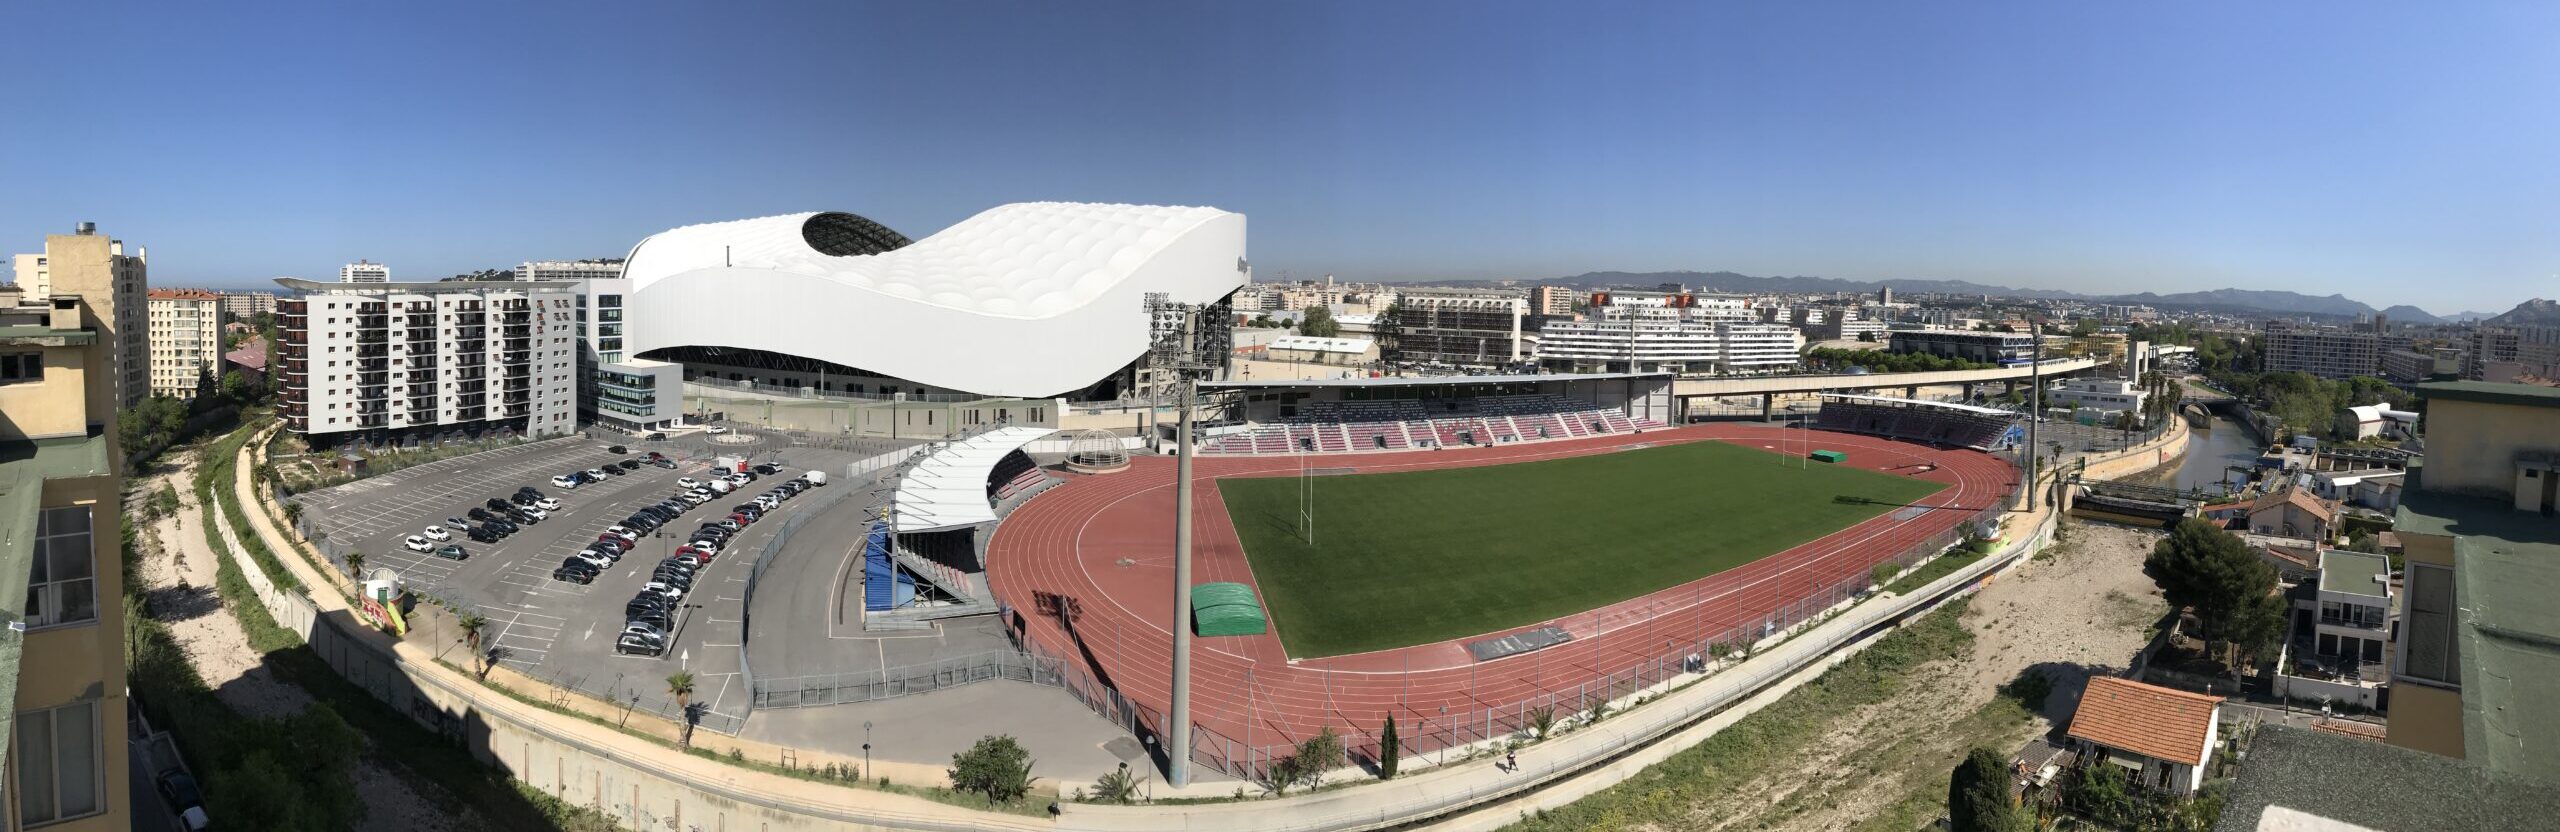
1372, 270, 2499, 321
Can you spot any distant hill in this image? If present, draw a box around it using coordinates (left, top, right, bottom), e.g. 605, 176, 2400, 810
2379, 305, 2442, 324
2485, 298, 2560, 327
1420, 271, 2379, 318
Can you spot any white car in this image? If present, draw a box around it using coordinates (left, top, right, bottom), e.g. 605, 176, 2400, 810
534, 497, 562, 511
569, 550, 612, 569
550, 474, 580, 489
421, 525, 451, 541
676, 477, 701, 489
705, 426, 730, 435
516, 506, 549, 520
403, 536, 432, 552
640, 581, 685, 601
603, 527, 639, 542
679, 492, 708, 505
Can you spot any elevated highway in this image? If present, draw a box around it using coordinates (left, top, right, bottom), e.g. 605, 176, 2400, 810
1672, 356, 2102, 403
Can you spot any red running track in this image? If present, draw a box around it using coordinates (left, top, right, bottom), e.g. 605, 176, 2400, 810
985, 424, 2018, 757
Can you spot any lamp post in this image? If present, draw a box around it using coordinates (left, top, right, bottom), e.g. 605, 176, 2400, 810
863, 720, 873, 782
1144, 293, 1223, 788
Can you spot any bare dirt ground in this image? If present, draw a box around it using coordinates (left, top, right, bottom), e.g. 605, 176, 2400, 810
1683, 520, 2169, 832
133, 451, 466, 831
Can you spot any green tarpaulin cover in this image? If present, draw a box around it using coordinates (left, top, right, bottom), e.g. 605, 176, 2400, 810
1191, 582, 1268, 637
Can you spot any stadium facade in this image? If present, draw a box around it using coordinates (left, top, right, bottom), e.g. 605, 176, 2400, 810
621, 203, 1247, 402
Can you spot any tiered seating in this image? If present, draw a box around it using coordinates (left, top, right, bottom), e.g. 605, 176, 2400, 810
1198, 393, 1660, 455
1599, 411, 1637, 433
1815, 396, 2017, 451
1486, 416, 1521, 443
1347, 420, 1406, 450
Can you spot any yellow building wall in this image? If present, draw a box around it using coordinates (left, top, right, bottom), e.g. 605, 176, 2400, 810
0, 345, 89, 441
2420, 399, 2560, 497
8, 476, 129, 832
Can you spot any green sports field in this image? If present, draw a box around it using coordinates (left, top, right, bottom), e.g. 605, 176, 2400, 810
1217, 440, 1947, 658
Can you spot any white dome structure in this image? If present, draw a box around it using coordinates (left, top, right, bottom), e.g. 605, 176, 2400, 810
622, 202, 1247, 399
1063, 429, 1131, 473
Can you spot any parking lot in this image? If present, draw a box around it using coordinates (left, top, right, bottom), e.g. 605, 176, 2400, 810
292, 433, 880, 732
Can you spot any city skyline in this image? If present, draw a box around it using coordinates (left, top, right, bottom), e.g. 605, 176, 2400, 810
4, 1, 2555, 313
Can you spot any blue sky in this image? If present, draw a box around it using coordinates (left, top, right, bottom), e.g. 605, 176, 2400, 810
3, 1, 2553, 314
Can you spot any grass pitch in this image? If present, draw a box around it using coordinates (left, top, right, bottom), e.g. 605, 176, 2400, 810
1218, 440, 1949, 658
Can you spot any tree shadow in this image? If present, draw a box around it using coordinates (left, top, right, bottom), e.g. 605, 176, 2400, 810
144, 582, 225, 624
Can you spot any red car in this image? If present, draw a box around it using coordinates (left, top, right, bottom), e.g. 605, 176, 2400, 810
675, 544, 715, 562
728, 512, 754, 527
594, 536, 632, 553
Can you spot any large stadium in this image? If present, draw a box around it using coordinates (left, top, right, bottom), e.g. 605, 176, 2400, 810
620, 201, 2025, 783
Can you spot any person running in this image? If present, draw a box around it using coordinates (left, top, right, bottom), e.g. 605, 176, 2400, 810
1505, 749, 1517, 772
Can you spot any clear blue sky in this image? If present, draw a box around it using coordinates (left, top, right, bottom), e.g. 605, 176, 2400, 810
4, 1, 2553, 314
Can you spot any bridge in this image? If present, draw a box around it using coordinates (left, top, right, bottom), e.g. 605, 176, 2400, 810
1671, 357, 2102, 409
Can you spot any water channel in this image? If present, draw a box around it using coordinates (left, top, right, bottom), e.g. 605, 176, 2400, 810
2147, 411, 2268, 497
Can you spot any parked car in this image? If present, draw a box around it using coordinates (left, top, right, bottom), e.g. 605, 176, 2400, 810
553, 564, 598, 584
432, 544, 468, 561
752, 463, 780, 475
654, 458, 678, 469
803, 470, 828, 486
421, 524, 451, 541
676, 477, 701, 489
626, 612, 674, 633
511, 493, 538, 506
517, 485, 545, 498
466, 527, 497, 544
608, 444, 628, 454
155, 770, 211, 832
615, 633, 665, 656
535, 497, 562, 511
466, 507, 493, 522
644, 432, 667, 441
568, 550, 611, 569
486, 497, 513, 511
551, 474, 581, 488
639, 581, 685, 601
403, 536, 432, 552
603, 526, 639, 542
705, 426, 730, 435
593, 538, 631, 554
618, 459, 642, 470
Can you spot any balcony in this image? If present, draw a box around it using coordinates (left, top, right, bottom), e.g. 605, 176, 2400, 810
456, 406, 486, 421
502, 392, 531, 406
454, 326, 486, 339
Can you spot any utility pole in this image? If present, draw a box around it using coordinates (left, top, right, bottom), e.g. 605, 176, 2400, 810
1145, 293, 1220, 788
2025, 319, 2043, 510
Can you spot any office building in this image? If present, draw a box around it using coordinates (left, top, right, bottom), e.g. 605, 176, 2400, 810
2262, 320, 2380, 379
2046, 377, 2146, 416
14, 224, 147, 407
275, 279, 579, 443
339, 260, 389, 284
1385, 288, 1527, 368
1536, 292, 1799, 374
2386, 382, 2560, 781
1889, 329, 2038, 364
1528, 285, 1575, 316
560, 275, 681, 433
144, 288, 223, 399
0, 264, 134, 830
217, 290, 276, 324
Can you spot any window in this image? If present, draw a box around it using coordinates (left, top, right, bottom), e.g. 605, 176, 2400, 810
16, 700, 102, 825
2401, 563, 2460, 685
2, 352, 46, 384
27, 507, 95, 629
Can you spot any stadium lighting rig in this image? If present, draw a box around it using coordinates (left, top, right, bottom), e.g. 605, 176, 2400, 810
1141, 292, 1228, 788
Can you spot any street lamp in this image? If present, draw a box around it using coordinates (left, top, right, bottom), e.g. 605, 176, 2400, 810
1143, 293, 1226, 788
863, 720, 873, 783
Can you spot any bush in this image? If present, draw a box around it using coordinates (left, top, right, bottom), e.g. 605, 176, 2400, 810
949, 735, 1035, 805
1870, 562, 1902, 587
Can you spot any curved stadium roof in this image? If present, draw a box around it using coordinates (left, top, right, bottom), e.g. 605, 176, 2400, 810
623, 202, 1246, 398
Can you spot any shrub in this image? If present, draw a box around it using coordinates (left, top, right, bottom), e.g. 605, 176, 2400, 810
949, 735, 1035, 805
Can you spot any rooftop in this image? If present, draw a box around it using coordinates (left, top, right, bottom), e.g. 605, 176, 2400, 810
1267, 335, 1374, 354
2066, 676, 2223, 767
0, 324, 96, 347
2251, 485, 2339, 523
2416, 380, 2560, 410
2396, 477, 2560, 785
1200, 370, 1670, 391
2213, 725, 2560, 832
146, 287, 221, 300
2317, 550, 2391, 599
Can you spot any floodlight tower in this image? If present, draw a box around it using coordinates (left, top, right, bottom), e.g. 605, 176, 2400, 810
1144, 292, 1221, 787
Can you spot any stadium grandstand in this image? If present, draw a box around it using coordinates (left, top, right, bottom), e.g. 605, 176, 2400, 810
1198, 372, 1674, 455
1813, 393, 2022, 451
621, 202, 1247, 403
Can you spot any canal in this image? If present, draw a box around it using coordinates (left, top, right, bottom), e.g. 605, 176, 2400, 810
2148, 410, 2266, 497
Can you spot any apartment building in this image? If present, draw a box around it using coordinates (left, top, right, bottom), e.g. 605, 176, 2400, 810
276, 279, 579, 443
1536, 292, 1799, 374
217, 290, 275, 324
2467, 325, 2560, 382
144, 288, 223, 400
339, 260, 389, 283
1386, 288, 1526, 368
0, 271, 133, 830
14, 225, 147, 408
1528, 285, 1575, 316
2386, 381, 2560, 780
2262, 320, 2380, 379
517, 260, 624, 283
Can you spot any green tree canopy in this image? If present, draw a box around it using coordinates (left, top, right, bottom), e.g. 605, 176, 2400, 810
1948, 747, 2027, 832
2144, 518, 2286, 665
1300, 305, 1340, 338
949, 735, 1036, 805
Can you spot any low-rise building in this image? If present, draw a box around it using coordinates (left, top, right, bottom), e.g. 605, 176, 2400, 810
1266, 335, 1377, 365
1888, 328, 2038, 364
2065, 676, 2224, 795
2335, 403, 2419, 441
2248, 485, 2341, 544
2274, 549, 2394, 713
2047, 377, 2147, 416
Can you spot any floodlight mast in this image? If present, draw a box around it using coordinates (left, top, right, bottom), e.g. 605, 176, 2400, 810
1143, 292, 1219, 788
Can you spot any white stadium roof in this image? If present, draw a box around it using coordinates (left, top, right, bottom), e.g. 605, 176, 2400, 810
891, 425, 1059, 532
623, 202, 1246, 398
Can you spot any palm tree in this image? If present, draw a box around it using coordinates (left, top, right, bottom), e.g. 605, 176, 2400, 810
666, 671, 698, 749
344, 550, 366, 582
457, 613, 488, 676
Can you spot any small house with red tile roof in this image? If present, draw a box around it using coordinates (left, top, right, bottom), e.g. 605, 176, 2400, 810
2249, 485, 2340, 544
2066, 676, 2224, 795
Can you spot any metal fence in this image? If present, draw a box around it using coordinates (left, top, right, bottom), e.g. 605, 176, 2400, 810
752, 649, 1067, 709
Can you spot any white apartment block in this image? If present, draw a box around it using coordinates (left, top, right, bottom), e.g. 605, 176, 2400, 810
518, 260, 623, 282
1390, 289, 1527, 367
1537, 293, 1801, 374
146, 288, 223, 399
340, 260, 390, 283
218, 290, 277, 323
2263, 320, 2380, 379
276, 279, 578, 441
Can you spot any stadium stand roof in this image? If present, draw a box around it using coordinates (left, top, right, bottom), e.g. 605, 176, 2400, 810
890, 425, 1058, 532
621, 203, 1247, 398
1819, 392, 2014, 416
1202, 370, 1670, 390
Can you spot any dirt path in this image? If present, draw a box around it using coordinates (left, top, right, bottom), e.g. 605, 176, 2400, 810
1677, 521, 2169, 832
132, 452, 469, 831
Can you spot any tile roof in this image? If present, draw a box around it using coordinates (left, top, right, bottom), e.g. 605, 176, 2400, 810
224, 336, 268, 371
2066, 676, 2222, 766
2249, 485, 2338, 523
